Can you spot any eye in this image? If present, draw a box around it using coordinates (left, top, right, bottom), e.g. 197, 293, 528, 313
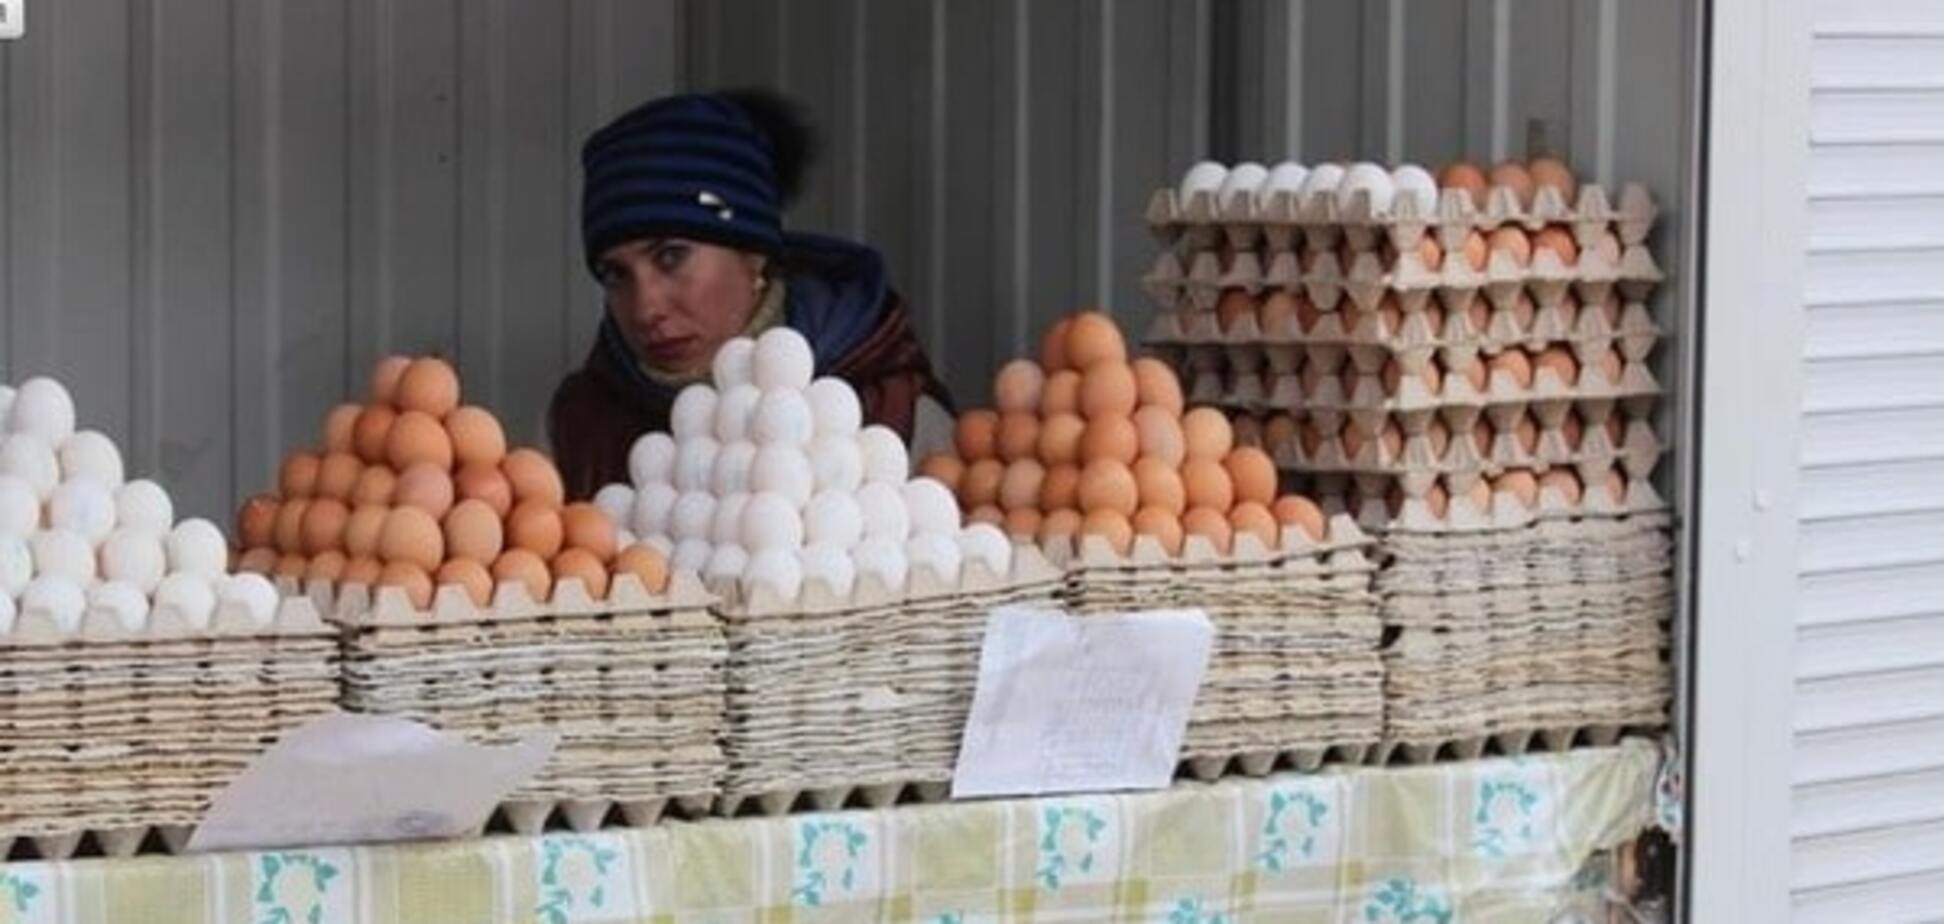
596, 260, 628, 289
650, 242, 690, 273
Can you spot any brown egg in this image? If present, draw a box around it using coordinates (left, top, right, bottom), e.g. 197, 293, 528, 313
1181, 408, 1235, 462
1181, 506, 1233, 554
1038, 509, 1084, 544
1597, 347, 1624, 383
1375, 293, 1404, 336
1496, 471, 1540, 508
1294, 294, 1325, 332
275, 554, 309, 580
506, 500, 564, 559
369, 356, 413, 405
238, 547, 279, 575
443, 499, 505, 565
552, 547, 611, 600
967, 505, 1005, 527
1341, 425, 1371, 461
274, 499, 310, 555
436, 558, 495, 607
1487, 350, 1535, 389
1040, 317, 1074, 372
315, 452, 363, 500
454, 463, 514, 518
1461, 231, 1489, 271
1561, 411, 1585, 450
1040, 370, 1083, 416
1533, 225, 1579, 265
1077, 459, 1139, 516
1232, 415, 1264, 448
959, 459, 1005, 509
324, 403, 363, 454
352, 405, 397, 464
1133, 457, 1186, 515
1453, 357, 1488, 393
1263, 414, 1297, 456
1216, 289, 1256, 333
1272, 496, 1327, 542
378, 507, 444, 573
1381, 357, 1443, 398
1080, 416, 1140, 466
1065, 312, 1128, 370
997, 412, 1040, 462
343, 504, 389, 559
280, 452, 321, 498
1298, 419, 1327, 457
1488, 227, 1532, 267
1080, 509, 1134, 555
1600, 468, 1628, 504
378, 561, 434, 609
492, 548, 554, 603
1182, 458, 1235, 512
1470, 418, 1495, 455
306, 550, 348, 584
999, 460, 1046, 512
343, 556, 384, 587
1424, 482, 1452, 519
1040, 464, 1082, 511
1463, 478, 1493, 511
1605, 413, 1625, 446
1539, 469, 1584, 505
1416, 235, 1445, 269
1514, 413, 1540, 453
955, 410, 1000, 461
1224, 447, 1278, 506
502, 449, 565, 507
1258, 292, 1299, 335
396, 357, 461, 417
1426, 418, 1453, 457
237, 495, 280, 549
352, 465, 398, 508
614, 543, 672, 594
562, 502, 618, 561
393, 462, 457, 519
1489, 161, 1535, 208
919, 454, 965, 494
1229, 501, 1278, 550
1080, 362, 1139, 419
445, 406, 507, 468
1036, 414, 1086, 466
1532, 347, 1579, 386
1528, 156, 1578, 202
386, 411, 454, 472
1439, 162, 1489, 207
300, 498, 349, 556
994, 360, 1045, 414
1131, 507, 1184, 556
1003, 508, 1043, 540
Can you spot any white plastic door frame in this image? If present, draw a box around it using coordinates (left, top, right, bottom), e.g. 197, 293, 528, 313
1681, 0, 1810, 919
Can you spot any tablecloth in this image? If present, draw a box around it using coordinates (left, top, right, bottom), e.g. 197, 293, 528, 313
0, 739, 1659, 923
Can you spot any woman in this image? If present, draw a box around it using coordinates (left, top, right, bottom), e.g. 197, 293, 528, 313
550, 90, 954, 499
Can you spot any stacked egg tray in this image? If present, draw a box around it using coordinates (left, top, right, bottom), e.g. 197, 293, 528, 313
712, 547, 1063, 816
0, 600, 337, 858
300, 573, 725, 833
1040, 515, 1383, 777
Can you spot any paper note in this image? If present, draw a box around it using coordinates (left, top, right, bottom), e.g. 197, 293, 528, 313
951, 606, 1214, 799
188, 713, 558, 852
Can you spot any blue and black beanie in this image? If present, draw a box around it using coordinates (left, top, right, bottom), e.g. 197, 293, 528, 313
581, 91, 812, 273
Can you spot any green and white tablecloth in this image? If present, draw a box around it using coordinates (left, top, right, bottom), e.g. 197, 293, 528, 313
0, 740, 1659, 923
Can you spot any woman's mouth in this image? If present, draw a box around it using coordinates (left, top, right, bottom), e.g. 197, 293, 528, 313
644, 335, 700, 366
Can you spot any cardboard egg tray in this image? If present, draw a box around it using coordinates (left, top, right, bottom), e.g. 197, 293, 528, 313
0, 599, 339, 858
710, 547, 1064, 817
1032, 517, 1385, 778
305, 573, 728, 833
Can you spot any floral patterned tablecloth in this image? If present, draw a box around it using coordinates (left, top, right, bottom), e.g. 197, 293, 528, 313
0, 740, 1658, 923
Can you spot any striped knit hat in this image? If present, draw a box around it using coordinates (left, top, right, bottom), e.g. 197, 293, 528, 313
580, 93, 785, 272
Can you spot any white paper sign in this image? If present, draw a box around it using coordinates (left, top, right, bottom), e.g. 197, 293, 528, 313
951, 606, 1214, 799
188, 713, 558, 853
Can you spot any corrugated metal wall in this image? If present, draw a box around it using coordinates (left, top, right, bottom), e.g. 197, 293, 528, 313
1793, 0, 1944, 917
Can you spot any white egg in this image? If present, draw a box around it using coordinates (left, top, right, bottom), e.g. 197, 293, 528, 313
88, 580, 151, 632
643, 533, 675, 558
99, 528, 167, 594
740, 491, 805, 552
592, 483, 637, 526
165, 518, 228, 578
1261, 161, 1310, 199
1298, 162, 1346, 199
0, 435, 60, 500
219, 573, 281, 628
671, 538, 713, 574
1338, 162, 1395, 213
614, 527, 638, 550
58, 430, 124, 488
901, 478, 960, 536
752, 327, 816, 392
857, 425, 910, 484
0, 385, 13, 431
21, 575, 86, 632
808, 434, 865, 495
742, 546, 803, 600
712, 441, 758, 496
628, 432, 678, 487
114, 480, 174, 536
704, 543, 750, 584
672, 436, 721, 493
0, 591, 14, 634
669, 491, 718, 542
630, 482, 679, 538
0, 535, 31, 597
712, 493, 751, 545
805, 378, 863, 439
906, 531, 963, 584
957, 524, 1014, 578
804, 491, 865, 549
1177, 160, 1229, 199
711, 336, 759, 389
30, 529, 95, 583
1218, 161, 1268, 209
798, 543, 856, 597
855, 482, 910, 542
713, 383, 762, 443
851, 536, 908, 589
152, 572, 217, 628
9, 378, 76, 444
669, 385, 719, 441
751, 389, 814, 447
750, 444, 814, 508
0, 475, 39, 539
48, 479, 117, 545
1391, 164, 1439, 214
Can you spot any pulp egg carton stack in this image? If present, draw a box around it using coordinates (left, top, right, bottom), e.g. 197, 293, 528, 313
711, 545, 1063, 816
1039, 516, 1383, 776
305, 572, 726, 832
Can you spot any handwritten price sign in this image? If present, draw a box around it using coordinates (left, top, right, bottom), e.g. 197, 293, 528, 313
0, 0, 21, 40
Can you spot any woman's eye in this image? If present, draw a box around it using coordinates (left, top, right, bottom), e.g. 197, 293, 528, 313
651, 243, 689, 273
596, 262, 627, 288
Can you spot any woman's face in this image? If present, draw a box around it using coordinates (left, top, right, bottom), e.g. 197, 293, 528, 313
597, 238, 765, 376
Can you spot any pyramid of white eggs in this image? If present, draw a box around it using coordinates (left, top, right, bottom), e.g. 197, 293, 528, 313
0, 377, 280, 634
593, 328, 1011, 602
